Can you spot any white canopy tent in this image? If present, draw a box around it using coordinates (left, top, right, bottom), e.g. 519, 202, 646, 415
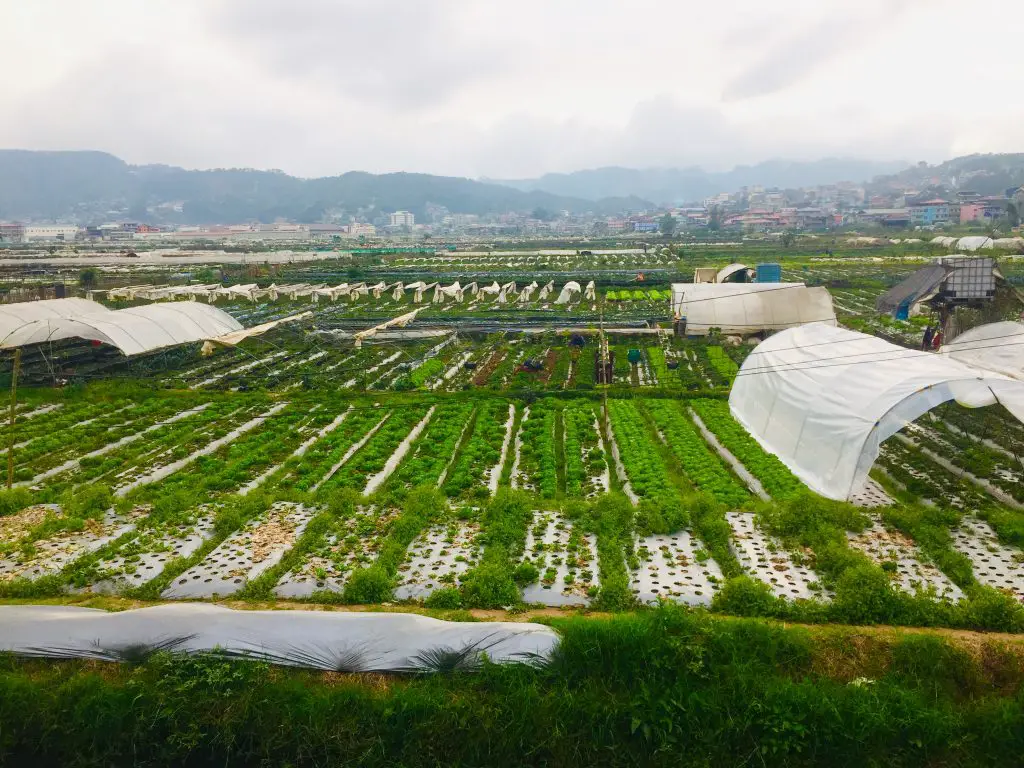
1, 302, 243, 357
941, 322, 1024, 381
670, 283, 836, 335
729, 323, 1024, 500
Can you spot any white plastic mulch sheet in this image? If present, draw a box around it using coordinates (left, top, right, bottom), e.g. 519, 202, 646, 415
729, 324, 1024, 501
0, 604, 559, 671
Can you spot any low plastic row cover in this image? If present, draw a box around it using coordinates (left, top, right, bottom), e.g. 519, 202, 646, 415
0, 603, 560, 671
0, 298, 242, 356
729, 323, 1024, 500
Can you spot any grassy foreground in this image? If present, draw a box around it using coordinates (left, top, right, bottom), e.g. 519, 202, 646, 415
1, 606, 1023, 767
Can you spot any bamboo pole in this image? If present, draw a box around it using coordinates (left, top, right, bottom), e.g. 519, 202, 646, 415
7, 348, 21, 489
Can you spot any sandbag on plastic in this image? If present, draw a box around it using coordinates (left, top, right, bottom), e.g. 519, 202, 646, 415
0, 603, 560, 672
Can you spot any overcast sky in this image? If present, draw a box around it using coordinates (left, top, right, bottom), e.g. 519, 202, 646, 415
3, 0, 1022, 179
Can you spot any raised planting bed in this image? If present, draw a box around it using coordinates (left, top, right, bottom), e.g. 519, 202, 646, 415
643, 399, 749, 508
727, 512, 828, 601
950, 517, 1024, 603
562, 400, 609, 498
268, 407, 391, 493
274, 506, 398, 597
606, 399, 679, 510
690, 399, 803, 501
386, 402, 475, 493
847, 519, 964, 602
848, 477, 895, 508
521, 510, 598, 606
162, 502, 317, 598
393, 521, 482, 600
442, 400, 514, 499
0, 506, 143, 582
512, 399, 558, 498
77, 510, 217, 593
317, 406, 433, 493
631, 531, 723, 605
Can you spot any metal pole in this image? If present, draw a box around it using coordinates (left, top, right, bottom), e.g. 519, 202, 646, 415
7, 347, 21, 489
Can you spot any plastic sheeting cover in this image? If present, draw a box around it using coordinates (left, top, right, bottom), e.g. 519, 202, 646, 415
956, 236, 994, 252
942, 322, 1024, 381
670, 283, 836, 334
729, 323, 1024, 500
554, 281, 581, 304
0, 603, 559, 671
0, 298, 109, 342
2, 302, 242, 356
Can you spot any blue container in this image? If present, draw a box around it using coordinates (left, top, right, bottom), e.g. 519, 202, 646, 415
755, 263, 782, 283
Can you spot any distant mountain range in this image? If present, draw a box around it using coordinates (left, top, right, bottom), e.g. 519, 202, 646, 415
865, 154, 1024, 198
490, 159, 912, 205
3, 150, 1023, 225
0, 150, 650, 224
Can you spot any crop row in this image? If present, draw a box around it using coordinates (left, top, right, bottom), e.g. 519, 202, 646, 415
606, 400, 680, 514
388, 402, 475, 493
442, 399, 511, 499
562, 400, 606, 498
643, 399, 749, 507
516, 400, 558, 498
689, 399, 803, 500
320, 406, 433, 493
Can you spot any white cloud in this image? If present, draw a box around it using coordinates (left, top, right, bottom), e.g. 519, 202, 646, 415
0, 0, 1020, 178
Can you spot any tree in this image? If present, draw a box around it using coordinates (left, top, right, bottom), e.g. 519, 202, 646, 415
708, 206, 723, 232
78, 267, 98, 287
780, 229, 797, 247
1007, 202, 1020, 228
658, 213, 677, 238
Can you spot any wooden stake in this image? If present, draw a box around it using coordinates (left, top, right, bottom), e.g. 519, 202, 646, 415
7, 348, 21, 489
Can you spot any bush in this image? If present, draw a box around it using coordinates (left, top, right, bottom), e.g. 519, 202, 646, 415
60, 484, 113, 519
712, 576, 782, 618
512, 560, 539, 587
461, 560, 519, 608
962, 587, 1024, 633
831, 564, 899, 625
424, 586, 463, 609
0, 487, 33, 517
343, 567, 393, 604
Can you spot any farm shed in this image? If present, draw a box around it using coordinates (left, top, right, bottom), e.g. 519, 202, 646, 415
670, 283, 837, 336
729, 323, 1024, 501
0, 301, 242, 356
876, 257, 1000, 317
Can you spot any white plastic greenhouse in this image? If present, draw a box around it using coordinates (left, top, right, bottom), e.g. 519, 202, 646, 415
941, 322, 1024, 381
729, 324, 1024, 500
670, 283, 837, 335
0, 301, 242, 356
